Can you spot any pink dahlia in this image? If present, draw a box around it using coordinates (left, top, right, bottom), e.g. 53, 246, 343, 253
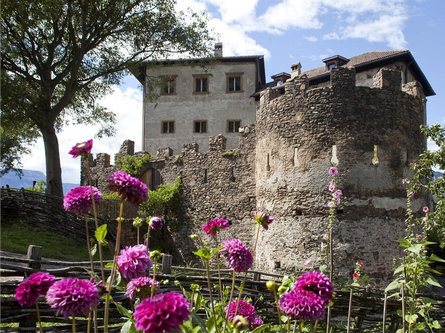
225, 299, 256, 323
294, 270, 333, 305
126, 277, 160, 301
46, 278, 99, 319
63, 186, 102, 215
203, 217, 230, 237
254, 211, 274, 230
251, 317, 264, 328
149, 217, 163, 230
329, 167, 338, 176
15, 272, 55, 307
107, 171, 148, 206
134, 292, 190, 333
221, 238, 253, 273
117, 244, 152, 280
279, 289, 325, 321
69, 139, 93, 158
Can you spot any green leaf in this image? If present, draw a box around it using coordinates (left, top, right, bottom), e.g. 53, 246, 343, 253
105, 262, 116, 269
114, 301, 133, 319
426, 276, 442, 288
407, 243, 423, 255
405, 314, 418, 324
431, 320, 441, 329
193, 246, 221, 260
120, 319, 137, 333
385, 279, 401, 292
95, 224, 108, 242
430, 253, 445, 262
252, 324, 271, 332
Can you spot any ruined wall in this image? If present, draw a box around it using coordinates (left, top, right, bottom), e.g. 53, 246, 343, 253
255, 67, 425, 283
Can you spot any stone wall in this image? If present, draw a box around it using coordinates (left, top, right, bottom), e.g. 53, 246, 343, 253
255, 67, 425, 284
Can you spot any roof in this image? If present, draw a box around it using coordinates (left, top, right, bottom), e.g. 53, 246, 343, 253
130, 55, 266, 93
302, 50, 435, 96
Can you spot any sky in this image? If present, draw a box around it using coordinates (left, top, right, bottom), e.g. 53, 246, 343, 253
21, 0, 445, 184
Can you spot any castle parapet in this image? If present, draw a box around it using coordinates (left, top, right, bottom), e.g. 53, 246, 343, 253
182, 142, 199, 153
331, 67, 355, 92
115, 140, 135, 162
209, 134, 227, 152
373, 68, 402, 91
157, 147, 173, 158
96, 153, 111, 168
402, 81, 425, 99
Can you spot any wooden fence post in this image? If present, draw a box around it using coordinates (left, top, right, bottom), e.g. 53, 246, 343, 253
162, 254, 172, 274
18, 245, 42, 332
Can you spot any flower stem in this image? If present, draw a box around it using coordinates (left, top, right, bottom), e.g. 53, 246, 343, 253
87, 310, 91, 333
252, 224, 261, 258
205, 259, 219, 333
36, 303, 43, 333
234, 272, 248, 317
145, 223, 151, 248
72, 317, 76, 333
84, 215, 94, 272
299, 320, 304, 333
223, 271, 237, 333
104, 201, 124, 333
215, 234, 223, 301
151, 259, 157, 297
137, 226, 140, 245
313, 320, 318, 333
86, 165, 105, 282
273, 288, 284, 333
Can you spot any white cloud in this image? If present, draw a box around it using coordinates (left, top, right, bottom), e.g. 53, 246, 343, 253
322, 32, 341, 40
21, 86, 143, 184
304, 36, 318, 42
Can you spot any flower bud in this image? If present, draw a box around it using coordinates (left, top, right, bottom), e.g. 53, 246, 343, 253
266, 280, 277, 291
232, 315, 249, 329
189, 234, 199, 240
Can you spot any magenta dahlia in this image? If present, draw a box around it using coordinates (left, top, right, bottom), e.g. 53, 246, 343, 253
149, 217, 163, 230
69, 139, 93, 158
117, 244, 152, 280
46, 278, 99, 319
251, 317, 264, 328
203, 217, 230, 237
126, 277, 160, 301
107, 171, 148, 206
15, 272, 55, 307
279, 289, 325, 321
254, 211, 274, 230
220, 238, 253, 273
294, 270, 333, 305
134, 292, 190, 333
63, 186, 102, 215
225, 299, 256, 323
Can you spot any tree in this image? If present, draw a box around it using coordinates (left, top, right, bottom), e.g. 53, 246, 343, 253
1, 0, 212, 197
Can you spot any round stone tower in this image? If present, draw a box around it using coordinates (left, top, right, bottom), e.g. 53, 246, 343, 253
254, 67, 425, 283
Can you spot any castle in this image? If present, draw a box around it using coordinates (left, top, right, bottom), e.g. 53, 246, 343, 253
83, 50, 434, 284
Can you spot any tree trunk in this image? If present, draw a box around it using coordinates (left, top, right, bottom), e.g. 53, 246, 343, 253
41, 127, 64, 198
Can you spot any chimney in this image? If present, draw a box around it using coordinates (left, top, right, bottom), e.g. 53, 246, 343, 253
214, 43, 223, 57
291, 62, 301, 78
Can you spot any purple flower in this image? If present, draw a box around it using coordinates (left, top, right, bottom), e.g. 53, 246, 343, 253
149, 217, 163, 230
15, 272, 55, 307
254, 211, 274, 230
333, 189, 342, 199
225, 300, 256, 323
63, 186, 102, 215
423, 206, 429, 213
294, 270, 333, 305
107, 171, 148, 206
417, 234, 423, 240
279, 289, 325, 321
46, 278, 99, 319
126, 277, 160, 301
409, 191, 415, 199
221, 238, 253, 273
69, 139, 93, 158
203, 217, 230, 237
251, 317, 264, 328
329, 167, 338, 176
328, 201, 335, 208
134, 292, 190, 333
117, 245, 152, 280
328, 181, 335, 192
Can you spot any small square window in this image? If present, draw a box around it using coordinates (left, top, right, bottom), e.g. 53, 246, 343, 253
194, 120, 207, 133
193, 75, 209, 93
161, 121, 175, 133
227, 120, 241, 133
160, 76, 177, 95
226, 73, 243, 93
327, 63, 336, 71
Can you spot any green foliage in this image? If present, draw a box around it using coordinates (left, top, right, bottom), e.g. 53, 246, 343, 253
102, 192, 121, 200
410, 124, 445, 247
221, 150, 239, 158
139, 176, 182, 217
1, 0, 213, 195
25, 180, 47, 192
117, 153, 153, 177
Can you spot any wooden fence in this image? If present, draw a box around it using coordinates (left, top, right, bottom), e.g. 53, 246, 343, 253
2, 246, 445, 332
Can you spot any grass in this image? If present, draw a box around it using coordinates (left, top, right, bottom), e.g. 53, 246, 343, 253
1, 220, 112, 261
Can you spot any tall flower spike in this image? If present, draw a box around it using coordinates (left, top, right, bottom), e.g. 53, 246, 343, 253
64, 186, 102, 215
134, 292, 190, 333
220, 238, 253, 272
69, 139, 93, 158
15, 272, 55, 307
46, 278, 99, 319
107, 171, 148, 206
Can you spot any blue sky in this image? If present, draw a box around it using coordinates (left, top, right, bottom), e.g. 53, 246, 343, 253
22, 0, 445, 183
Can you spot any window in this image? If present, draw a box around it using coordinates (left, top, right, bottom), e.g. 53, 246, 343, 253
161, 121, 175, 134
226, 73, 243, 92
227, 120, 241, 133
327, 63, 336, 71
193, 75, 209, 93
160, 76, 176, 95
194, 120, 207, 133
